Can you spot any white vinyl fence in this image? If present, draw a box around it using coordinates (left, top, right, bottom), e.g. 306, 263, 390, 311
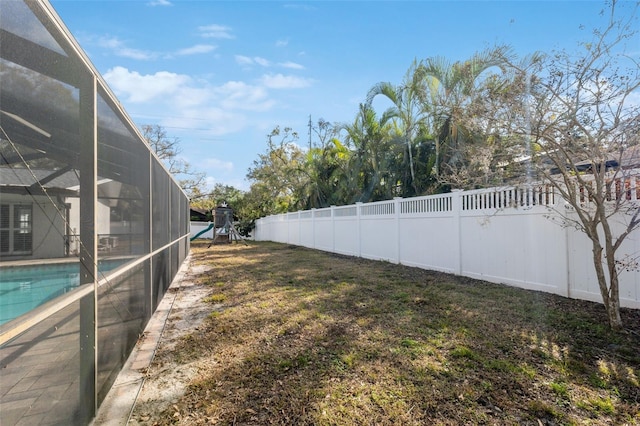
255, 180, 640, 309
190, 221, 215, 239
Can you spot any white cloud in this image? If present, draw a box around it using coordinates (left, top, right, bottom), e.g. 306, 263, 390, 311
203, 176, 217, 191
98, 37, 121, 49
275, 39, 289, 47
171, 86, 211, 109
98, 36, 157, 60
147, 0, 171, 6
118, 48, 157, 61
202, 175, 248, 192
235, 55, 270, 67
104, 66, 277, 112
198, 24, 234, 39
260, 73, 313, 89
235, 55, 254, 66
203, 158, 234, 172
279, 61, 304, 70
104, 66, 192, 103
216, 81, 275, 111
167, 107, 248, 135
253, 57, 271, 67
96, 35, 217, 60
102, 66, 309, 142
235, 56, 302, 71
176, 44, 217, 56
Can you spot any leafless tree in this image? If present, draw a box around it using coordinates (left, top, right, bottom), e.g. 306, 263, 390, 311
498, 1, 639, 329
141, 124, 206, 197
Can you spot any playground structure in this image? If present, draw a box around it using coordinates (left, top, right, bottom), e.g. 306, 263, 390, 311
190, 203, 246, 245
190, 223, 214, 241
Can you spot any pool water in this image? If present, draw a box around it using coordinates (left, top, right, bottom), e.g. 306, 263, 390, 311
0, 260, 126, 325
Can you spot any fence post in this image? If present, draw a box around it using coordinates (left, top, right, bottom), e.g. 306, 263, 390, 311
286, 213, 290, 244
331, 206, 336, 253
295, 212, 300, 246
311, 208, 316, 249
394, 197, 402, 264
559, 195, 572, 299
356, 202, 362, 257
451, 189, 463, 275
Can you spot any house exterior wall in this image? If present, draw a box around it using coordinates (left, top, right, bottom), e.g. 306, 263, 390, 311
0, 193, 66, 260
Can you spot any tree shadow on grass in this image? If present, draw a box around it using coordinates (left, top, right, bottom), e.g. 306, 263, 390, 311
150, 241, 640, 425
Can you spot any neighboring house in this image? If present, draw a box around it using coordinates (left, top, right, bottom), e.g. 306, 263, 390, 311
549, 146, 640, 175
190, 206, 210, 222
501, 145, 640, 180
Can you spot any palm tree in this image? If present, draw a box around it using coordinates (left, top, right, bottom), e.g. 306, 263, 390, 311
418, 46, 514, 182
300, 139, 351, 208
367, 61, 438, 195
365, 60, 429, 196
339, 104, 397, 202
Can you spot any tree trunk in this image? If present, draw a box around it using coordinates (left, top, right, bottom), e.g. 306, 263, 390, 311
434, 137, 440, 177
605, 246, 623, 330
606, 288, 623, 330
406, 137, 418, 195
591, 240, 623, 330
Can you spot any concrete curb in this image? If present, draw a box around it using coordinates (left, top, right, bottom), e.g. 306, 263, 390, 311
91, 255, 192, 426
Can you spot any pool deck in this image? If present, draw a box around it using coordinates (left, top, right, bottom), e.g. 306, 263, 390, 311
90, 255, 192, 425
0, 255, 191, 426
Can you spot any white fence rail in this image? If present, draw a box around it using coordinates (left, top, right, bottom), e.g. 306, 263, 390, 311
255, 182, 640, 309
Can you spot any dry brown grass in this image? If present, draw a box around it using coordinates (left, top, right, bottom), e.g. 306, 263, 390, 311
133, 240, 640, 425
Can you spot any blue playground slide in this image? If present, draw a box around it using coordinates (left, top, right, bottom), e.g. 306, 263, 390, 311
190, 223, 214, 241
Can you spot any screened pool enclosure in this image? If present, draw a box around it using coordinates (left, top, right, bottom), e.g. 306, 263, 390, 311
0, 1, 190, 424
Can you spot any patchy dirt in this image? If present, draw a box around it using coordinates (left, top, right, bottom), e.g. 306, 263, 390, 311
128, 264, 219, 425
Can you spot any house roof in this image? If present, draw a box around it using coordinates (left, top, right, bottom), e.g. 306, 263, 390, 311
547, 145, 640, 175
190, 206, 209, 215
0, 167, 80, 195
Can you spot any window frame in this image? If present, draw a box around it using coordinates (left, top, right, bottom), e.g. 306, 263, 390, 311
0, 203, 33, 255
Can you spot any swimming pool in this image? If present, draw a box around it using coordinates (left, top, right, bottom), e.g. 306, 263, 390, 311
0, 260, 126, 325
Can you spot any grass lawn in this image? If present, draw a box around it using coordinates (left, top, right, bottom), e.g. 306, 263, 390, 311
133, 240, 640, 425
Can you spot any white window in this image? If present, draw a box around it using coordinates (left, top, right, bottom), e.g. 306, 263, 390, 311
0, 204, 33, 255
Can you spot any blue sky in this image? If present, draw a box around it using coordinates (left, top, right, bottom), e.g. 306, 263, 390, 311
49, 0, 623, 192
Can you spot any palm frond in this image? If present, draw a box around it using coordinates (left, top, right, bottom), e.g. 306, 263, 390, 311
366, 81, 400, 106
